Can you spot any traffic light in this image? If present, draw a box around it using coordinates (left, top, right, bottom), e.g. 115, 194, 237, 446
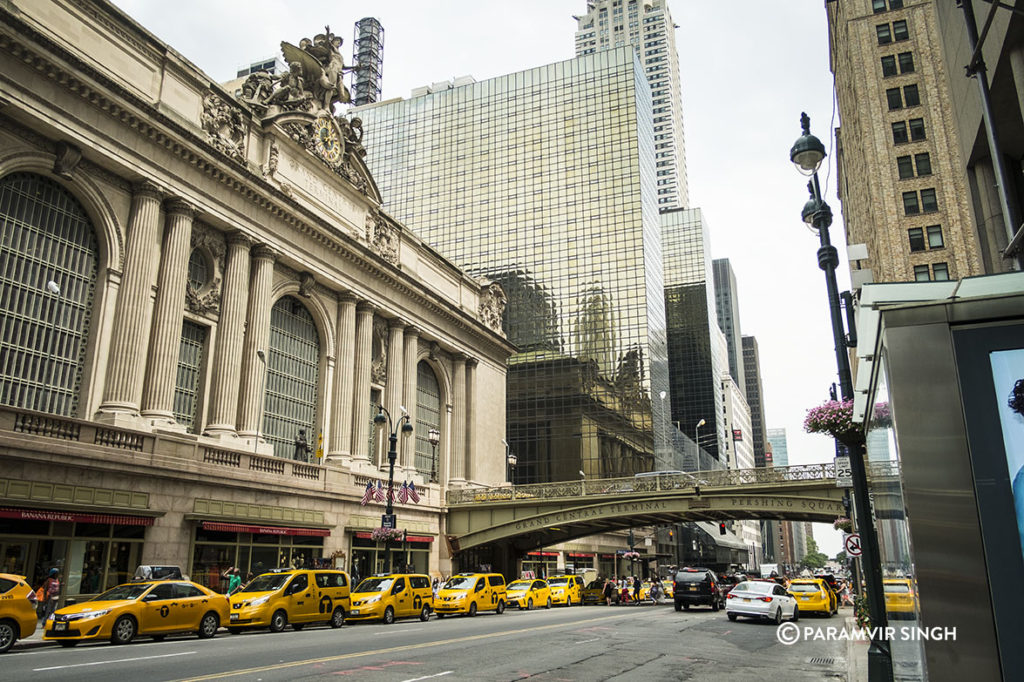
719, 522, 727, 535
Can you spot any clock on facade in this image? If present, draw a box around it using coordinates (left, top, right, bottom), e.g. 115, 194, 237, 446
313, 116, 343, 167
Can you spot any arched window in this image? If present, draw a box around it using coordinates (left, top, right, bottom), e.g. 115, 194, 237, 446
0, 173, 98, 416
263, 296, 320, 459
415, 360, 441, 477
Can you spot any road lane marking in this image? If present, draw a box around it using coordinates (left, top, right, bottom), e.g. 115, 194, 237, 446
34, 651, 197, 671
573, 637, 600, 644
178, 612, 640, 680
400, 672, 453, 682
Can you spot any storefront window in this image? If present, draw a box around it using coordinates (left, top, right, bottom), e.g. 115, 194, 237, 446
348, 536, 431, 582
190, 528, 323, 592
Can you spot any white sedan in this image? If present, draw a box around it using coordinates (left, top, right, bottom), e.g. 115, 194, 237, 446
725, 581, 799, 624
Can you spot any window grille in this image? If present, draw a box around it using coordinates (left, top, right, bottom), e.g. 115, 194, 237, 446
173, 320, 206, 432
415, 361, 441, 475
187, 250, 208, 291
0, 173, 97, 416
263, 296, 319, 459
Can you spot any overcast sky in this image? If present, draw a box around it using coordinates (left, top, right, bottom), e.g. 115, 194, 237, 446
111, 0, 847, 557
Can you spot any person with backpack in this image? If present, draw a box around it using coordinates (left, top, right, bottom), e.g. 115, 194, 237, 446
42, 568, 60, 621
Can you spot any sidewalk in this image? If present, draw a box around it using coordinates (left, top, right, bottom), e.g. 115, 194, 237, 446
846, 615, 868, 682
14, 622, 50, 650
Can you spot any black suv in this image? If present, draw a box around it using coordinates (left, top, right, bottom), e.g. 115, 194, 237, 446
673, 567, 725, 611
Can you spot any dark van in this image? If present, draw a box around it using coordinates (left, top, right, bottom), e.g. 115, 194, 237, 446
673, 567, 724, 612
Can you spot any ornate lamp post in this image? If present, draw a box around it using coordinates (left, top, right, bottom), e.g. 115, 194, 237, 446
694, 418, 706, 448
428, 427, 440, 483
790, 112, 892, 681
373, 403, 413, 573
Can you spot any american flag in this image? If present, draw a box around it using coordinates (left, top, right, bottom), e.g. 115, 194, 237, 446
397, 481, 409, 504
359, 480, 373, 506
408, 481, 420, 503
374, 480, 385, 502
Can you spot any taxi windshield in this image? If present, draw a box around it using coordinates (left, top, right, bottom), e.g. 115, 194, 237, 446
547, 578, 569, 586
239, 573, 289, 593
92, 583, 152, 601
444, 576, 476, 590
507, 580, 532, 590
355, 577, 394, 593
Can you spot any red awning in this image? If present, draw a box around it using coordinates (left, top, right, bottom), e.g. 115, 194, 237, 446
0, 507, 154, 526
201, 521, 329, 537
526, 551, 558, 557
567, 552, 594, 558
354, 532, 433, 542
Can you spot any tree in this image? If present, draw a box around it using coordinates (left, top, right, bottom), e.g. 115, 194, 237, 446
834, 550, 847, 564
800, 537, 829, 570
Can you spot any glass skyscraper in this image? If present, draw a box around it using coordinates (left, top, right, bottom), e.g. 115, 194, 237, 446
353, 47, 671, 483
767, 427, 789, 467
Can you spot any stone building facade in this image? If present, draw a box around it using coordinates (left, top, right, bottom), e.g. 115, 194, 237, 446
0, 0, 512, 599
827, 0, 983, 285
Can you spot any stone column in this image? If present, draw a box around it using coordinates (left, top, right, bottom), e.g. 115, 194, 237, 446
385, 320, 406, 468
465, 358, 476, 481
449, 354, 467, 484
328, 294, 357, 459
204, 232, 252, 437
98, 181, 164, 418
140, 199, 195, 424
350, 302, 375, 463
402, 326, 420, 470
236, 244, 277, 440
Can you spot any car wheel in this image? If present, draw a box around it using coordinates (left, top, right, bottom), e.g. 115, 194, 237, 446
527, 598, 533, 611
674, 601, 682, 612
773, 608, 783, 625
419, 606, 430, 622
330, 607, 345, 628
468, 602, 478, 617
496, 600, 505, 614
792, 606, 800, 622
269, 610, 287, 633
711, 598, 720, 612
291, 623, 305, 631
683, 604, 690, 611
546, 598, 552, 609
197, 612, 219, 639
111, 614, 137, 645
727, 613, 738, 622
383, 606, 395, 625
0, 619, 16, 654
58, 640, 78, 648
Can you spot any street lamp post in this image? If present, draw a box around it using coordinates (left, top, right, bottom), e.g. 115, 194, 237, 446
428, 427, 440, 483
694, 418, 706, 449
374, 404, 413, 573
790, 112, 892, 681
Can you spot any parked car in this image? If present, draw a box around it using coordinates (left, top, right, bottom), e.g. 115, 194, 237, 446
506, 579, 551, 610
435, 573, 506, 617
787, 578, 837, 617
0, 573, 37, 653
883, 578, 918, 619
348, 574, 433, 624
673, 568, 724, 611
725, 580, 799, 624
547, 575, 585, 606
229, 569, 350, 633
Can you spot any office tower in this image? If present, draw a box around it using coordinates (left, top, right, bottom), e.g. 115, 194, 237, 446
827, 0, 991, 286
354, 47, 673, 483
742, 336, 768, 467
662, 208, 727, 462
722, 375, 761, 559
235, 55, 286, 78
712, 259, 746, 396
575, 0, 689, 210
766, 427, 789, 467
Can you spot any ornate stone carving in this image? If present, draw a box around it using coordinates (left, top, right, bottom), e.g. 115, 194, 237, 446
185, 278, 222, 316
298, 271, 316, 298
191, 223, 227, 267
478, 282, 507, 334
262, 139, 279, 177
185, 224, 226, 317
365, 210, 398, 266
52, 141, 82, 179
201, 91, 246, 163
371, 318, 388, 385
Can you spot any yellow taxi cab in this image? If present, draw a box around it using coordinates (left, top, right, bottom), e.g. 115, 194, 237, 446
662, 581, 674, 599
43, 578, 229, 646
348, 574, 433, 624
506, 579, 551, 610
0, 573, 38, 653
435, 573, 506, 617
229, 568, 350, 633
787, 578, 837, 617
546, 575, 584, 606
582, 579, 608, 605
883, 578, 917, 618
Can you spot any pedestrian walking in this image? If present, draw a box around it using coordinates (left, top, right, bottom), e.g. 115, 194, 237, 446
42, 568, 60, 621
603, 577, 615, 606
632, 575, 642, 604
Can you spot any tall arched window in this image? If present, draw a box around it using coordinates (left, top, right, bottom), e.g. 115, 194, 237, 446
415, 360, 441, 477
264, 296, 320, 459
0, 173, 98, 416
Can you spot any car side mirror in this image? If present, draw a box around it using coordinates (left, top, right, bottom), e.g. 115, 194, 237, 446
143, 593, 160, 602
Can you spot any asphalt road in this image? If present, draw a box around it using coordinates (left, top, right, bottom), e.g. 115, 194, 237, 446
5, 604, 848, 681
